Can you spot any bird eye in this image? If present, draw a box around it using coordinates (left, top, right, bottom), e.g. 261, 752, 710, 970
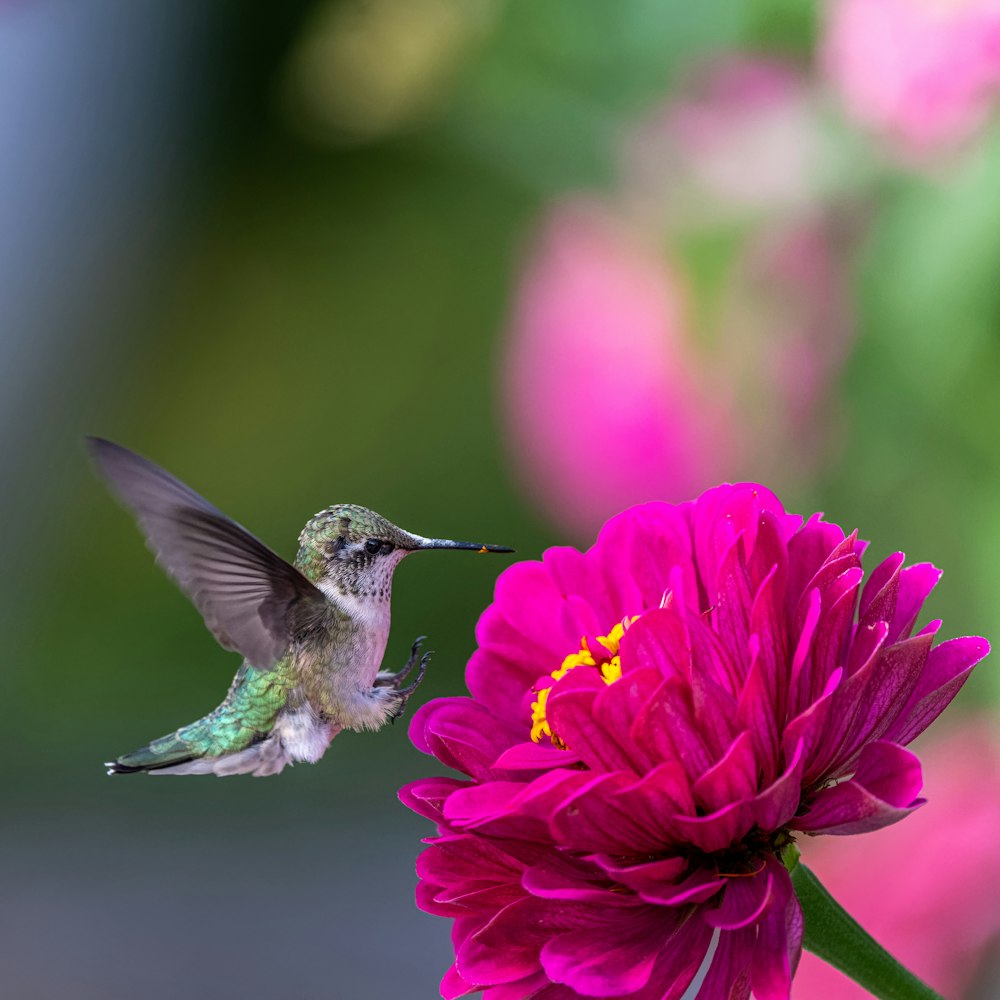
365, 538, 381, 554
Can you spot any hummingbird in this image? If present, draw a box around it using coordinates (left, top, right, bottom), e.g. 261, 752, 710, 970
88, 438, 513, 777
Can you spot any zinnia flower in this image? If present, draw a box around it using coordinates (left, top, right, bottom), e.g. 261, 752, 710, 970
402, 485, 988, 999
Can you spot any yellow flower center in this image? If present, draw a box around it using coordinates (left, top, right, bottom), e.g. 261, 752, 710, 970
530, 617, 639, 749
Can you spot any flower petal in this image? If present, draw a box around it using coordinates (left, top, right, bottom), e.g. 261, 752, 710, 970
886, 635, 990, 747
792, 740, 924, 834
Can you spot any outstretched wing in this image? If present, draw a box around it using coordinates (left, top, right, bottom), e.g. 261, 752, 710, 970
87, 437, 327, 670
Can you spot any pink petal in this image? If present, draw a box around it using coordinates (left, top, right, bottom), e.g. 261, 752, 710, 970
858, 551, 904, 630
695, 927, 753, 1000
785, 515, 848, 616
619, 607, 691, 682
410, 697, 523, 781
811, 633, 931, 781
460, 897, 588, 985
493, 560, 583, 657
442, 961, 476, 999
886, 635, 990, 747
671, 798, 755, 853
737, 638, 781, 782
540, 905, 674, 996
890, 562, 941, 642
753, 736, 805, 831
493, 741, 582, 770
705, 871, 772, 930
551, 772, 675, 854
546, 675, 640, 773
751, 859, 802, 1000
693, 730, 759, 813
793, 740, 924, 834
398, 776, 472, 824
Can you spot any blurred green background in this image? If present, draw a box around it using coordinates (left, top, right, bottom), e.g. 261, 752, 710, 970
1, 1, 998, 997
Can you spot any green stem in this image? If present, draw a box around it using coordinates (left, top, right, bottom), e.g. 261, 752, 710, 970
791, 862, 944, 1000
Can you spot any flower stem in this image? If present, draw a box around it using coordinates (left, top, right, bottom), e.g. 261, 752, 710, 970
791, 862, 945, 1000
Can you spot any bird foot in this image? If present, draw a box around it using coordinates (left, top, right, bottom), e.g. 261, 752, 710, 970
375, 636, 432, 721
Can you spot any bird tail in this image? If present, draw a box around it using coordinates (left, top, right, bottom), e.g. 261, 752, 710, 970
105, 663, 291, 776
104, 716, 286, 777
106, 732, 199, 775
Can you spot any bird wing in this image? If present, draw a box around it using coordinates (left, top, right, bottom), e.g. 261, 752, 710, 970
87, 437, 328, 671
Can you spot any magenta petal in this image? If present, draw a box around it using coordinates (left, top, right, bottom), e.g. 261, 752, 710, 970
542, 545, 613, 621
441, 962, 476, 999
890, 562, 941, 641
540, 905, 667, 996
785, 515, 847, 614
399, 776, 472, 824
693, 730, 758, 813
632, 676, 714, 780
712, 538, 754, 687
781, 668, 841, 777
493, 741, 582, 770
592, 856, 726, 907
808, 565, 863, 700
445, 770, 594, 842
793, 740, 924, 834
672, 798, 754, 854
595, 501, 696, 614
818, 632, 931, 778
858, 551, 904, 632
696, 927, 753, 1000
521, 865, 615, 905
787, 587, 821, 718
483, 973, 554, 1000
466, 647, 538, 725
753, 737, 805, 831
410, 697, 523, 781
546, 680, 639, 773
619, 607, 691, 681
705, 871, 771, 930
492, 560, 581, 658
460, 897, 586, 985
591, 667, 664, 772
737, 644, 780, 783
551, 772, 676, 853
886, 635, 991, 746
417, 834, 525, 887
751, 859, 802, 1000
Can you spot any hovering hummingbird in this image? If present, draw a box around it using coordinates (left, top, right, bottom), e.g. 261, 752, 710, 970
88, 438, 513, 777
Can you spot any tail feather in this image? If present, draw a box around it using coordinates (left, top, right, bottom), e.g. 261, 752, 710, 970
106, 733, 199, 775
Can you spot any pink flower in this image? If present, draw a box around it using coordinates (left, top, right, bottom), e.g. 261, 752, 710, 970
503, 199, 738, 539
793, 722, 1000, 999
822, 0, 1000, 153
625, 57, 831, 221
503, 58, 855, 539
402, 486, 989, 999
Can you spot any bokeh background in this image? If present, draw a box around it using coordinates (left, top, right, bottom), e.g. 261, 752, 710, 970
3, 1, 1000, 997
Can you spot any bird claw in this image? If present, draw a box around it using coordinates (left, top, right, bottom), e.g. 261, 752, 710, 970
376, 637, 432, 722
376, 636, 428, 689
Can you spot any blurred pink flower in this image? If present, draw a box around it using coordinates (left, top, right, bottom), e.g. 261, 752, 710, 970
823, 0, 1000, 153
403, 488, 989, 999
503, 58, 857, 538
794, 722, 1000, 998
503, 198, 738, 539
625, 57, 831, 222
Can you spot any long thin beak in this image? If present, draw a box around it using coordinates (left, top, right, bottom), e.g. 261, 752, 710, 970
411, 536, 514, 554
